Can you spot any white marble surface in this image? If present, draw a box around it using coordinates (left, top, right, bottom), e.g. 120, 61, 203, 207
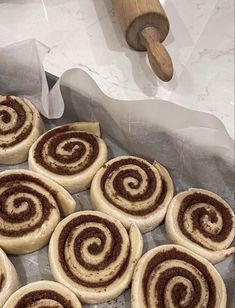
0, 0, 234, 137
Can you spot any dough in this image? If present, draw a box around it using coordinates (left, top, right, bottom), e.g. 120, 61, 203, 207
28, 122, 108, 194
132, 244, 227, 308
0, 169, 76, 255
0, 95, 44, 165
3, 280, 82, 308
90, 156, 174, 233
165, 188, 235, 264
49, 210, 143, 304
0, 248, 19, 307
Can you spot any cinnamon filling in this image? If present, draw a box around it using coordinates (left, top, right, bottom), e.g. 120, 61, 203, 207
33, 126, 99, 175
58, 214, 130, 288
143, 248, 216, 308
178, 192, 233, 248
101, 158, 168, 215
15, 290, 73, 308
0, 110, 11, 123
0, 273, 4, 290
156, 268, 201, 307
0, 96, 33, 148
0, 174, 57, 236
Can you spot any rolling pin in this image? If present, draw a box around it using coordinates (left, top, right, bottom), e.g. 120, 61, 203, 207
112, 0, 173, 81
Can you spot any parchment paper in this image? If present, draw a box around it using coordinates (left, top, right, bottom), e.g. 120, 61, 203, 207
0, 40, 234, 308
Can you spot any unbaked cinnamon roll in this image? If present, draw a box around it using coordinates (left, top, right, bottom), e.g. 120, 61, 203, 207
28, 122, 108, 194
165, 188, 235, 264
90, 156, 174, 233
0, 248, 19, 307
3, 280, 82, 308
49, 211, 143, 304
132, 244, 227, 308
0, 169, 76, 255
0, 95, 44, 165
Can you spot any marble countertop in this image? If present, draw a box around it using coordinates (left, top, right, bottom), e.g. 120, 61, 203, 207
0, 0, 234, 137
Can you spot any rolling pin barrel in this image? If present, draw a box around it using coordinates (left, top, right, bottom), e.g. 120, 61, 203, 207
113, 0, 173, 81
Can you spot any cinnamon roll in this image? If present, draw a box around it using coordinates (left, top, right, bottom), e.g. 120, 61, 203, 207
3, 280, 82, 308
0, 248, 19, 307
165, 188, 235, 264
49, 210, 143, 304
0, 95, 44, 165
132, 244, 227, 308
28, 122, 108, 194
0, 169, 76, 255
90, 156, 174, 233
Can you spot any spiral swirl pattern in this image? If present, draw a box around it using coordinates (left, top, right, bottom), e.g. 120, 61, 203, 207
165, 188, 235, 264
29, 123, 108, 193
0, 95, 44, 164
132, 245, 227, 308
0, 248, 19, 307
91, 156, 174, 233
0, 169, 75, 254
3, 281, 82, 308
49, 211, 143, 304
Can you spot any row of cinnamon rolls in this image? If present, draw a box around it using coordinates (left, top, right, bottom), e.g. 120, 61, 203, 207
0, 240, 228, 308
0, 95, 234, 307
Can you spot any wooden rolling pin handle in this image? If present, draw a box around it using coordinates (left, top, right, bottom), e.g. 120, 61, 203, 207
140, 26, 173, 81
